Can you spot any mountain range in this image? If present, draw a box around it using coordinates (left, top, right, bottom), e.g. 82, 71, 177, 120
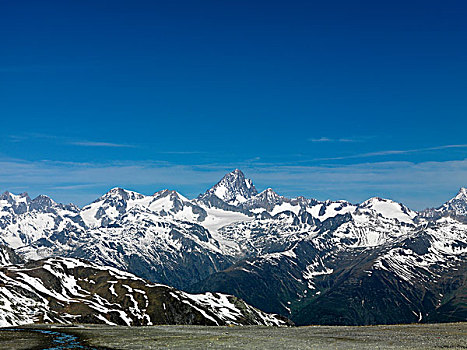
1, 169, 466, 326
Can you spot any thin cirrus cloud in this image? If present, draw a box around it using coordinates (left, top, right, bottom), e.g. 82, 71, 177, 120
69, 141, 137, 148
308, 137, 356, 143
1, 157, 467, 210
157, 151, 206, 155
313, 144, 467, 161
7, 133, 137, 149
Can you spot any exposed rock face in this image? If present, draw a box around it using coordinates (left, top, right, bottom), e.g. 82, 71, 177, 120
0, 245, 24, 266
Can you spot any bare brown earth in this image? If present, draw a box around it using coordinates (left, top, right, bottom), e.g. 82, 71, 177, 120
2, 322, 467, 350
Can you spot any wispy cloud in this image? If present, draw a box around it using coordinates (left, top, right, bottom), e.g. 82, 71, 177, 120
49, 184, 99, 190
7, 135, 29, 143
7, 133, 137, 149
314, 144, 467, 161
8, 132, 61, 142
309, 137, 332, 142
0, 157, 466, 209
69, 141, 137, 148
308, 137, 357, 143
157, 151, 205, 155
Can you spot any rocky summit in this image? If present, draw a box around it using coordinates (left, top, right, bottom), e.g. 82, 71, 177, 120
1, 170, 467, 326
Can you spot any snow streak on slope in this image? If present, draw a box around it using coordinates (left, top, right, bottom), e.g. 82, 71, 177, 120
0, 257, 289, 327
307, 201, 356, 221
373, 218, 467, 282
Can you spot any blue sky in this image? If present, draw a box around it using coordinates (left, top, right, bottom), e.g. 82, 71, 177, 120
1, 0, 467, 209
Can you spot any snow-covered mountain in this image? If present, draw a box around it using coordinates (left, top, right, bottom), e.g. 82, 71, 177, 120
0, 191, 83, 249
19, 200, 234, 289
0, 254, 289, 327
1, 169, 467, 325
419, 187, 467, 222
197, 169, 258, 208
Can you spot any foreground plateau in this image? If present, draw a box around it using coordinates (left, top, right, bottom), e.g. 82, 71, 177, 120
1, 323, 467, 350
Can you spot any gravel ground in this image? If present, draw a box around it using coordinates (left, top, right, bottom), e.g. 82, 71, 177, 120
0, 329, 53, 350
3, 322, 467, 350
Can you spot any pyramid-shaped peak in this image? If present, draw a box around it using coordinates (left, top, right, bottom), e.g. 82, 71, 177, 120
454, 187, 467, 201
29, 194, 63, 212
433, 187, 467, 218
258, 188, 281, 199
225, 169, 249, 184
153, 189, 189, 202
201, 169, 258, 205
31, 194, 55, 205
153, 189, 176, 196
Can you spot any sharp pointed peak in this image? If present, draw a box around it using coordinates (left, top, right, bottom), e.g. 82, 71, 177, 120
431, 187, 467, 217
108, 187, 126, 192
219, 169, 247, 181
258, 187, 280, 197
232, 168, 244, 175
153, 189, 176, 195
199, 169, 258, 205
153, 189, 189, 201
454, 187, 467, 200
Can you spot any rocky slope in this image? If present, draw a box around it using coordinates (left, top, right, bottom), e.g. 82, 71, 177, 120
0, 253, 290, 327
0, 245, 24, 266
